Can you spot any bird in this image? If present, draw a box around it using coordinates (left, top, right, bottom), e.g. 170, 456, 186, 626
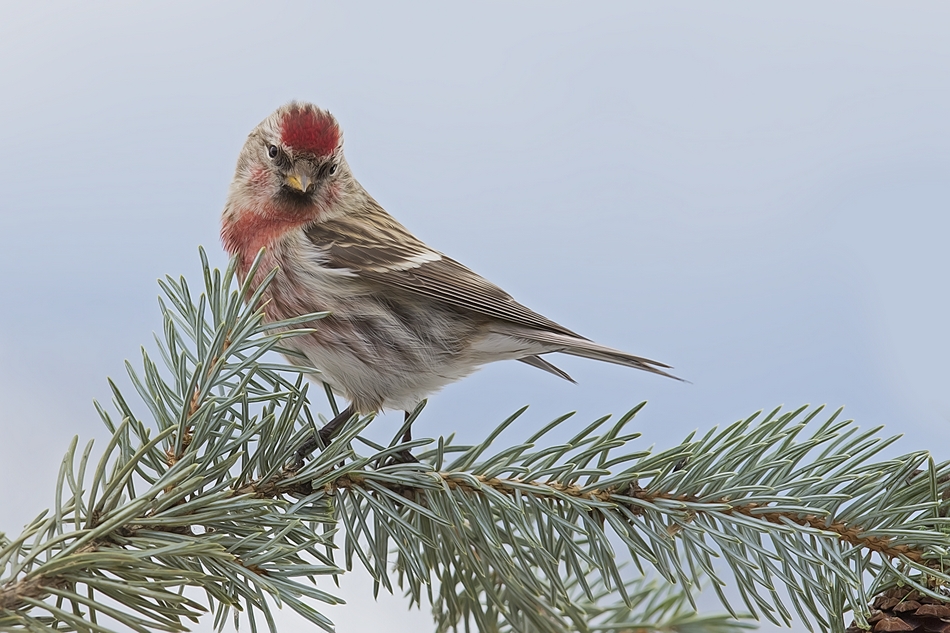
221, 101, 678, 462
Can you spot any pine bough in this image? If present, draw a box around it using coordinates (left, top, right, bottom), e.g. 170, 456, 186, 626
1, 250, 948, 633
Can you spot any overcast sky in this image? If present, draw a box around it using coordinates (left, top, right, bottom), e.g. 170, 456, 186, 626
1, 3, 949, 632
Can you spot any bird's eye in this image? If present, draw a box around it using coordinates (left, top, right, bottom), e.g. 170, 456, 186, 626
267, 145, 279, 159
328, 163, 338, 176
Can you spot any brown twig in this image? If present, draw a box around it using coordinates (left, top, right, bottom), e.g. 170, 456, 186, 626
2, 461, 938, 617
248, 468, 931, 565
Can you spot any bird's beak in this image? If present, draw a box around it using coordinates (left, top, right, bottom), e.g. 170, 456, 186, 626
284, 170, 313, 193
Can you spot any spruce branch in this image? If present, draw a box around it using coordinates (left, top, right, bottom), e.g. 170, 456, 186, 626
1, 249, 949, 633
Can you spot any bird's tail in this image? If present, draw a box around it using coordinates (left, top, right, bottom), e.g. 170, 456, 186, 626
512, 329, 683, 382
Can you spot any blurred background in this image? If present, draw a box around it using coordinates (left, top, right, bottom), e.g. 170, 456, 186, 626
1, 2, 948, 631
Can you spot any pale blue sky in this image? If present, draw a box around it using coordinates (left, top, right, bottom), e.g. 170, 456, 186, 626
1, 3, 949, 631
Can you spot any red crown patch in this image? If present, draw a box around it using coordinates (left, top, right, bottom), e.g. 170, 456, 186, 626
280, 105, 340, 156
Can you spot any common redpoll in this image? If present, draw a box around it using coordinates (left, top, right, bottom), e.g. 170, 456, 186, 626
221, 102, 678, 457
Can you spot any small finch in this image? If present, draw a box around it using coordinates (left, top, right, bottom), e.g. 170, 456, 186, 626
221, 102, 678, 460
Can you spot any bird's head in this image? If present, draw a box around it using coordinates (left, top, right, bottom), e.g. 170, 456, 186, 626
222, 102, 350, 259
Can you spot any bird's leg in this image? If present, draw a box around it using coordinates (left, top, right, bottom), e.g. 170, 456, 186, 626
390, 410, 419, 465
319, 404, 357, 445
294, 404, 355, 469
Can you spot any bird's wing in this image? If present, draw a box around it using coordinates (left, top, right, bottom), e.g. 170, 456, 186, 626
304, 211, 584, 338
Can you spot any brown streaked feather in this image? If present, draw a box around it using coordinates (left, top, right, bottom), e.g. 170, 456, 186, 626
305, 209, 585, 338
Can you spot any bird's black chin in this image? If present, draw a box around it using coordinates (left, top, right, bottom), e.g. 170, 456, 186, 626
277, 187, 316, 210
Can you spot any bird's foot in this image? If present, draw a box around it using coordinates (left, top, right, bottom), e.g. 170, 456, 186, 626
385, 449, 419, 466
292, 438, 317, 471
